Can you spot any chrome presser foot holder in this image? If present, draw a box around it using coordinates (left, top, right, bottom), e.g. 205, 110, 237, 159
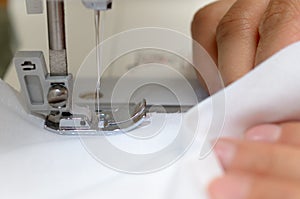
15, 1, 148, 135
14, 51, 147, 135
45, 100, 147, 135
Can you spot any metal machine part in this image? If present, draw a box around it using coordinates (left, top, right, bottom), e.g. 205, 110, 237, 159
14, 51, 147, 134
45, 100, 147, 135
25, 0, 43, 14
24, 0, 113, 76
15, 51, 72, 114
25, 0, 113, 14
15, 0, 149, 135
47, 0, 68, 76
82, 0, 112, 10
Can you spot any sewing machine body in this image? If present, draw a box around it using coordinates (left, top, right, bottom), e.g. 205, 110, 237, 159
12, 0, 207, 134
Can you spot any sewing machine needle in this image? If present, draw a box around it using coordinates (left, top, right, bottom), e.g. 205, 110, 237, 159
94, 10, 104, 116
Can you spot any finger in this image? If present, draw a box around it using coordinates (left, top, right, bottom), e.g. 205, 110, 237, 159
209, 172, 300, 199
192, 0, 236, 63
213, 138, 300, 180
192, 0, 236, 91
256, 0, 300, 65
245, 122, 300, 146
216, 0, 270, 85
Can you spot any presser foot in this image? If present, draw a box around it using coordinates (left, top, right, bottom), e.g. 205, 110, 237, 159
45, 99, 147, 135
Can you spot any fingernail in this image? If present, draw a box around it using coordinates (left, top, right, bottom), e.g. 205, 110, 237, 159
213, 140, 236, 168
209, 175, 250, 199
245, 124, 281, 142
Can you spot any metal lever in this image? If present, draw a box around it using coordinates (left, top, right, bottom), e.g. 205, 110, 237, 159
82, 0, 112, 10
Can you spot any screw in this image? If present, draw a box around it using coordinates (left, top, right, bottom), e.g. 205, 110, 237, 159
47, 84, 68, 108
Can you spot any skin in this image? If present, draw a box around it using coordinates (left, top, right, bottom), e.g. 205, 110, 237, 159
192, 0, 300, 198
0, 0, 7, 6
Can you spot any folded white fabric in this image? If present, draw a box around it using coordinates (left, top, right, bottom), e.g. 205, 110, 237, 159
0, 79, 221, 198
185, 41, 300, 148
1, 41, 300, 199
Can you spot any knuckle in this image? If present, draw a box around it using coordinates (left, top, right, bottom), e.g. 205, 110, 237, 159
259, 0, 300, 36
216, 7, 254, 42
192, 2, 221, 32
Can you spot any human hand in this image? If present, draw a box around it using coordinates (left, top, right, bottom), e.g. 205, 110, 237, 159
209, 122, 300, 199
192, 1, 300, 198
192, 0, 300, 86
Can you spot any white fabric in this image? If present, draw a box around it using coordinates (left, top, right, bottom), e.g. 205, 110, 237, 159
186, 41, 300, 143
1, 41, 300, 198
0, 77, 221, 198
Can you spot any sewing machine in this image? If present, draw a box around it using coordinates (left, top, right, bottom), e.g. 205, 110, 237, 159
13, 0, 206, 135
0, 1, 226, 198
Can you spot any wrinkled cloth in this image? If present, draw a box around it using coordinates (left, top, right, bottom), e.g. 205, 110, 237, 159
1, 41, 300, 199
0, 80, 221, 199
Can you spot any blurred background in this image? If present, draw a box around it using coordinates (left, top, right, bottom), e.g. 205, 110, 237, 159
1, 0, 214, 90
0, 0, 15, 78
